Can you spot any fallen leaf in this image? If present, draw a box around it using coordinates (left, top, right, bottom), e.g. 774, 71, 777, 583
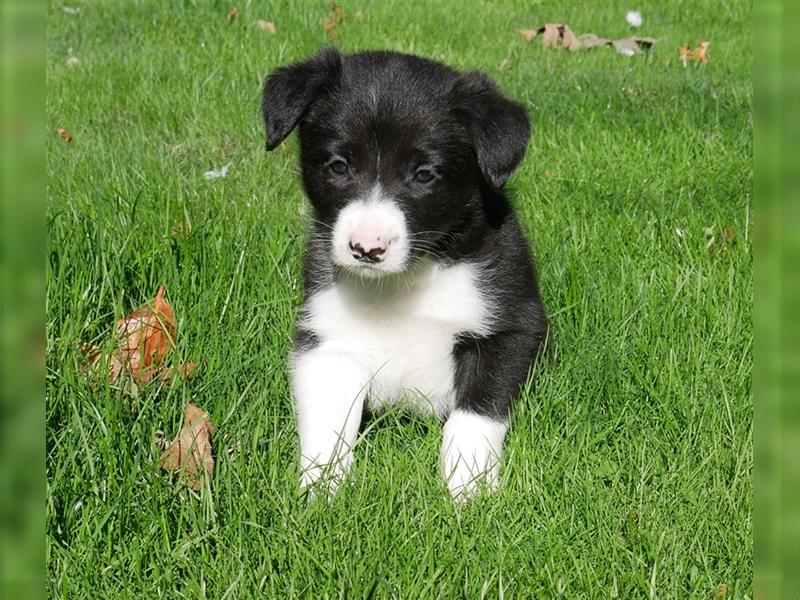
722, 225, 736, 244
255, 19, 277, 34
115, 284, 176, 378
679, 45, 693, 67
204, 163, 230, 180
332, 4, 344, 16
582, 34, 658, 55
323, 17, 337, 34
679, 41, 710, 67
521, 23, 658, 54
227, 6, 239, 22
714, 583, 732, 599
694, 41, 710, 64
160, 402, 215, 491
498, 58, 512, 70
57, 127, 73, 143
84, 285, 176, 383
580, 33, 612, 49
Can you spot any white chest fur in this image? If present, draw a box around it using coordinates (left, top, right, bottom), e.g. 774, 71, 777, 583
299, 261, 492, 418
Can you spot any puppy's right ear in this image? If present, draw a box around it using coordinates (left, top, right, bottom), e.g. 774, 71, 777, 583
261, 48, 342, 151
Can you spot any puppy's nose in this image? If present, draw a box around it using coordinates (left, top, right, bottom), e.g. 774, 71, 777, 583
349, 238, 387, 263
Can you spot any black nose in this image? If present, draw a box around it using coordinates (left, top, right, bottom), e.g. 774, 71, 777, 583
349, 241, 386, 263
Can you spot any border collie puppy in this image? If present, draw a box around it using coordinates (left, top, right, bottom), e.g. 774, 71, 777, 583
262, 49, 548, 498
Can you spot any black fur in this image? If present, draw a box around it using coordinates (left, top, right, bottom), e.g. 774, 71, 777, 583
263, 49, 548, 420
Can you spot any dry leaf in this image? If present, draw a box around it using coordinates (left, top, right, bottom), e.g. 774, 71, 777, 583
116, 285, 176, 379
85, 285, 176, 384
722, 225, 736, 244
160, 402, 215, 491
323, 17, 337, 33
57, 127, 73, 143
255, 19, 277, 34
679, 45, 693, 67
580, 33, 611, 49
332, 4, 344, 16
227, 6, 239, 22
714, 583, 732, 599
580, 33, 658, 55
694, 41, 710, 64
679, 41, 710, 67
519, 24, 582, 51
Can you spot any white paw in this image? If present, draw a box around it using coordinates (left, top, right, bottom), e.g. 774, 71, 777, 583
441, 410, 508, 499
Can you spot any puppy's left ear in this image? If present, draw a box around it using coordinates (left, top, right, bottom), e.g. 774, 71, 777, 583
261, 48, 342, 151
452, 71, 531, 188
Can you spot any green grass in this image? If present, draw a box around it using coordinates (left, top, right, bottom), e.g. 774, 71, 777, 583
46, 1, 752, 597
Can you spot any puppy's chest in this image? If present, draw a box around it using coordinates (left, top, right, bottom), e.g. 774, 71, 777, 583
302, 263, 491, 415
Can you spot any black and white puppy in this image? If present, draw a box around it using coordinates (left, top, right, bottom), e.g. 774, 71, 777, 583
262, 49, 548, 498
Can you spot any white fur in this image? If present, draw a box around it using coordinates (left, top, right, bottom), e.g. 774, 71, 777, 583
293, 260, 497, 494
331, 185, 410, 275
441, 409, 508, 498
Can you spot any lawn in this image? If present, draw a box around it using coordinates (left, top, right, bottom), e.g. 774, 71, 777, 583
46, 1, 752, 597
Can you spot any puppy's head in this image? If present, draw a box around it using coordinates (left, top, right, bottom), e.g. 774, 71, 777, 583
262, 49, 530, 276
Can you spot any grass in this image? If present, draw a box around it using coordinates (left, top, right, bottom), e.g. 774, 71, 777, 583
46, 1, 752, 597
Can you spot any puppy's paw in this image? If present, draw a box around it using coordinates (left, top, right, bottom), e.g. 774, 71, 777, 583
441, 409, 507, 500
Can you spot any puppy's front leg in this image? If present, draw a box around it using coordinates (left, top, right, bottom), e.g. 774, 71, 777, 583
443, 330, 543, 498
292, 345, 368, 494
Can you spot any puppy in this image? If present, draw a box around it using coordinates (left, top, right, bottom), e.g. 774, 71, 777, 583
262, 49, 548, 498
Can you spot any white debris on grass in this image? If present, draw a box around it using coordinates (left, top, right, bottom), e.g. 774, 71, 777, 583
62, 5, 81, 14
204, 164, 231, 181
626, 11, 643, 28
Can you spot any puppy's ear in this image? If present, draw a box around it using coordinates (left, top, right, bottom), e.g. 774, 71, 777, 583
452, 71, 531, 188
261, 48, 342, 151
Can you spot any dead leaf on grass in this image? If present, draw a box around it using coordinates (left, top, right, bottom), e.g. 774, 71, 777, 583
519, 23, 658, 54
227, 6, 239, 23
255, 19, 277, 34
57, 127, 73, 143
519, 23, 581, 51
680, 41, 710, 66
160, 402, 215, 491
82, 285, 196, 388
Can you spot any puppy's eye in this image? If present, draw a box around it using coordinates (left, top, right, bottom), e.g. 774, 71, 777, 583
414, 168, 436, 184
328, 158, 348, 175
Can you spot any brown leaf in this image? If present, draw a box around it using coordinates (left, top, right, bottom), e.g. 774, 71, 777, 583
679, 45, 693, 67
714, 583, 732, 599
332, 3, 344, 16
722, 225, 736, 244
323, 17, 337, 33
694, 41, 710, 64
541, 23, 561, 49
227, 6, 239, 22
57, 127, 73, 143
560, 24, 581, 51
255, 19, 277, 34
518, 28, 540, 42
579, 33, 611, 49
116, 284, 176, 381
160, 402, 215, 491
